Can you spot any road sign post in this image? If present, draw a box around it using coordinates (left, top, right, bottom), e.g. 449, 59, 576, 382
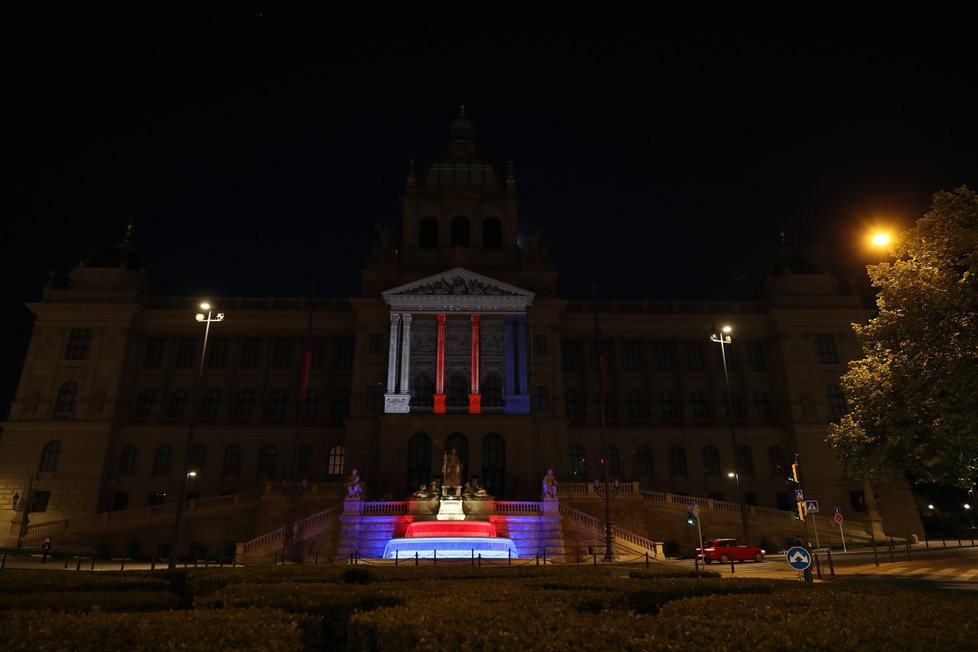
834, 511, 846, 552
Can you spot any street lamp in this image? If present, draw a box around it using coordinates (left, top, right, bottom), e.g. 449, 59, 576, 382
169, 302, 224, 568
711, 325, 751, 545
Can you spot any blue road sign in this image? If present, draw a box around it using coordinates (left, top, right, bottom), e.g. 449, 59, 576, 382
834, 505, 841, 515
688, 499, 696, 510
805, 500, 819, 513
786, 546, 812, 570
794, 489, 804, 502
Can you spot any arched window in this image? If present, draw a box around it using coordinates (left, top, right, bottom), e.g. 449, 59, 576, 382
257, 444, 278, 480
419, 216, 439, 247
332, 389, 351, 421
446, 375, 468, 410
826, 385, 848, 420
40, 440, 62, 472
119, 444, 138, 474
445, 433, 468, 483
327, 444, 345, 478
768, 445, 787, 478
408, 433, 432, 493
722, 391, 744, 420
603, 445, 621, 482
569, 444, 587, 478
634, 445, 654, 479
222, 444, 243, 477
625, 390, 648, 422
153, 444, 173, 475
702, 445, 721, 477
690, 391, 710, 420
53, 381, 79, 414
481, 433, 505, 498
267, 389, 288, 419
658, 390, 680, 421
736, 445, 755, 477
450, 215, 470, 246
234, 389, 256, 419
168, 389, 190, 419
189, 443, 208, 471
668, 445, 687, 477
564, 391, 584, 423
199, 388, 222, 418
754, 391, 774, 421
134, 388, 155, 418
482, 374, 504, 408
303, 388, 320, 420
295, 443, 312, 477
411, 373, 435, 409
481, 217, 502, 248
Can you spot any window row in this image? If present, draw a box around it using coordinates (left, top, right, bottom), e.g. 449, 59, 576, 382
567, 443, 793, 482
118, 442, 346, 479
406, 431, 506, 497
418, 216, 502, 248
143, 336, 356, 370
132, 387, 353, 421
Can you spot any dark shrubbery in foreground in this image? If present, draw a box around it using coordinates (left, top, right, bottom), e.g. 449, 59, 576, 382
0, 564, 973, 651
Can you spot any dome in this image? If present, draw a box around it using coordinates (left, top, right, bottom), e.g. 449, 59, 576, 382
70, 224, 161, 290
422, 106, 504, 187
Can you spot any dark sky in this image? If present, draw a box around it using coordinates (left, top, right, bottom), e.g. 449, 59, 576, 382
4, 6, 978, 417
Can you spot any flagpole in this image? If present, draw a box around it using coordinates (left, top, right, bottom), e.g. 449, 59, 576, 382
593, 289, 614, 562
285, 285, 316, 563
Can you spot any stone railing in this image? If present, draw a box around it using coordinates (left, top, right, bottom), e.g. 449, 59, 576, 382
559, 504, 662, 558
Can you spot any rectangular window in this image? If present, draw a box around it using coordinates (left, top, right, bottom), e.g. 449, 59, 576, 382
561, 340, 580, 371
650, 342, 672, 371
65, 328, 93, 360
241, 339, 263, 369
746, 342, 766, 371
814, 334, 839, 364
209, 338, 230, 369
144, 338, 165, 368
175, 339, 197, 369
684, 342, 704, 371
368, 333, 384, 355
533, 334, 547, 356
335, 338, 354, 369
310, 339, 328, 369
621, 341, 642, 371
533, 385, 550, 412
273, 339, 295, 369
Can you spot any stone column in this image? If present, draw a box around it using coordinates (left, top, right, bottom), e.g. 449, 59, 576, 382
398, 314, 413, 393
384, 313, 409, 413
468, 313, 481, 414
504, 313, 531, 413
385, 313, 400, 394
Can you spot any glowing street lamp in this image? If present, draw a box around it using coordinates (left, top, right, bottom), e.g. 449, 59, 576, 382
711, 325, 750, 545
169, 302, 224, 568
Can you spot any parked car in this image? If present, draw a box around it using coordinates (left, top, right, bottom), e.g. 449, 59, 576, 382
696, 538, 766, 563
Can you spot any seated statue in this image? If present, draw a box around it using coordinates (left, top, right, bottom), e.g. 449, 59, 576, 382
346, 469, 362, 500
542, 468, 558, 500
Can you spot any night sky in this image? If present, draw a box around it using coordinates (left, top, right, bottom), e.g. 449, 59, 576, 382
4, 6, 978, 418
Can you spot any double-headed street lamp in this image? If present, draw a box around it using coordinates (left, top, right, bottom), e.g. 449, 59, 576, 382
169, 302, 224, 568
711, 325, 751, 545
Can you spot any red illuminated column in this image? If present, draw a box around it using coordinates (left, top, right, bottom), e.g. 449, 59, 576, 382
434, 313, 446, 414
468, 313, 481, 414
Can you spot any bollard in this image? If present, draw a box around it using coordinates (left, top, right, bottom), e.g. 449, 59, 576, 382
478, 553, 482, 568
888, 536, 895, 563
543, 547, 547, 565
76, 555, 82, 571
645, 551, 649, 569
0, 550, 5, 571
395, 550, 399, 567
120, 558, 126, 571
906, 540, 912, 562
508, 548, 512, 566
814, 551, 822, 579
593, 553, 597, 566
872, 540, 879, 567
535, 553, 539, 566
729, 556, 735, 574
64, 559, 69, 570
151, 553, 158, 570
415, 552, 419, 566
826, 546, 834, 576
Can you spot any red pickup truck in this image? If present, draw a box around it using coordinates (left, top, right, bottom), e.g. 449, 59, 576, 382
696, 538, 766, 563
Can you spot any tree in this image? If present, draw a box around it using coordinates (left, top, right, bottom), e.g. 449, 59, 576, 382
828, 186, 978, 489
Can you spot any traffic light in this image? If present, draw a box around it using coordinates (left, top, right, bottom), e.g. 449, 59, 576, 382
686, 510, 697, 525
796, 502, 806, 521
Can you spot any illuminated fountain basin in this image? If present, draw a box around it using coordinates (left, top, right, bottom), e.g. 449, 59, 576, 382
383, 520, 518, 559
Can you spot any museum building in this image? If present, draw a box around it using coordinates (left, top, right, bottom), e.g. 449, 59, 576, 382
0, 108, 923, 551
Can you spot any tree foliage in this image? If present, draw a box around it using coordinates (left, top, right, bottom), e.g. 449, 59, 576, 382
828, 186, 978, 488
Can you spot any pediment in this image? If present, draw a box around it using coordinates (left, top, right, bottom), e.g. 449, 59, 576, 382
382, 268, 534, 313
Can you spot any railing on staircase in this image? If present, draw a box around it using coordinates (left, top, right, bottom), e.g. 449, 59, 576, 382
559, 504, 663, 559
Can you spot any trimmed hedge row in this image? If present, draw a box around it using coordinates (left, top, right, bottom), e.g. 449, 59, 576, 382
0, 571, 172, 594
0, 589, 180, 612
2, 608, 322, 652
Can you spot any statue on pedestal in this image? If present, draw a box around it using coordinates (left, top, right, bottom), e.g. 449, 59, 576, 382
345, 469, 362, 500
542, 468, 558, 500
442, 448, 462, 496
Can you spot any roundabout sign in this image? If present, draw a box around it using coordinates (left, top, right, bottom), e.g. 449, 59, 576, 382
786, 546, 812, 570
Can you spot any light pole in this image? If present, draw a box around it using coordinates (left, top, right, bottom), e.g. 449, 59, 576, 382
711, 325, 750, 545
169, 302, 224, 568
